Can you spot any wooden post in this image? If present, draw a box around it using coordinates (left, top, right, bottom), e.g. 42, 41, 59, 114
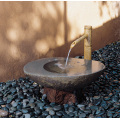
84, 26, 92, 60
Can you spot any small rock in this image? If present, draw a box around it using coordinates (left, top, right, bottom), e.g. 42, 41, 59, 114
101, 100, 108, 109
42, 94, 47, 100
24, 83, 30, 88
104, 96, 111, 101
84, 109, 91, 114
113, 113, 118, 118
16, 111, 22, 116
29, 98, 34, 103
0, 93, 3, 97
113, 80, 119, 83
9, 109, 14, 114
118, 64, 120, 67
10, 107, 16, 112
108, 93, 113, 97
7, 95, 12, 98
18, 95, 24, 99
20, 115, 24, 118
22, 99, 29, 108
15, 98, 21, 102
99, 110, 105, 116
10, 88, 16, 93
68, 107, 74, 112
49, 110, 55, 116
113, 102, 120, 108
44, 105, 51, 109
89, 114, 94, 118
107, 111, 114, 117
46, 115, 51, 118
0, 98, 5, 105
34, 109, 42, 115
96, 115, 102, 118
90, 105, 98, 110
112, 96, 118, 102
11, 101, 18, 107
94, 98, 101, 106
77, 104, 85, 111
42, 111, 49, 116
3, 97, 7, 102
88, 103, 93, 107
24, 114, 31, 118
16, 87, 20, 92
6, 103, 12, 109
56, 111, 62, 117
77, 104, 85, 109
23, 89, 28, 93
29, 103, 35, 108
37, 102, 45, 108
109, 107, 115, 111
52, 115, 59, 118
53, 105, 62, 111
96, 109, 101, 115
46, 107, 53, 111
93, 96, 100, 100
69, 112, 74, 117
17, 104, 22, 109
40, 89, 44, 94
79, 113, 86, 118
22, 109, 28, 114
64, 104, 69, 108
50, 102, 56, 107
1, 107, 8, 112
0, 109, 8, 117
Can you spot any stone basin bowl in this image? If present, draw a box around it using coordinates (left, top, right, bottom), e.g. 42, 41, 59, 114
23, 57, 105, 92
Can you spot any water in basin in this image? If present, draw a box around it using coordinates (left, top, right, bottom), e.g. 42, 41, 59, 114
43, 58, 104, 76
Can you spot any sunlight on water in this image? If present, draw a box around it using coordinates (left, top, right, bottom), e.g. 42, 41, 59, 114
55, 62, 66, 70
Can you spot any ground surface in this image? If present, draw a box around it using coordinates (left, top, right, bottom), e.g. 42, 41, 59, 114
0, 41, 120, 118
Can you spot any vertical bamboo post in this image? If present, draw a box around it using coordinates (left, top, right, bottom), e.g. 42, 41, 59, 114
84, 26, 92, 60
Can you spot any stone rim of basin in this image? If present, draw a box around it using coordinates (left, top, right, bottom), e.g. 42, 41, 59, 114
24, 57, 105, 77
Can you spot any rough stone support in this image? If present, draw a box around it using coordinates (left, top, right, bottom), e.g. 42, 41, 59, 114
44, 87, 85, 104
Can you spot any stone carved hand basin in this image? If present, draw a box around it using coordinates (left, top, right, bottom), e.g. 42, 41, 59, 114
23, 25, 106, 104
23, 57, 105, 92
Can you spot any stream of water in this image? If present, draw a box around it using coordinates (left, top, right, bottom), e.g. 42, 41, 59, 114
65, 48, 72, 67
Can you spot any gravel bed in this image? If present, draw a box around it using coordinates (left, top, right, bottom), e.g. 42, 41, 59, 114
0, 41, 120, 118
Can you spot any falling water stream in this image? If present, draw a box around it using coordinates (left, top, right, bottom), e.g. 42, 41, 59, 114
65, 48, 72, 67
51, 48, 72, 73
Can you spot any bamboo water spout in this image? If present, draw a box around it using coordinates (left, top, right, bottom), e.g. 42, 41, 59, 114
70, 25, 92, 60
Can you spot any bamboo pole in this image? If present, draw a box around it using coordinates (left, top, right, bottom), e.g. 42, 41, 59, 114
84, 26, 92, 60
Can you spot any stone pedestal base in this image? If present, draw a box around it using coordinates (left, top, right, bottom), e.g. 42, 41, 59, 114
44, 87, 84, 104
